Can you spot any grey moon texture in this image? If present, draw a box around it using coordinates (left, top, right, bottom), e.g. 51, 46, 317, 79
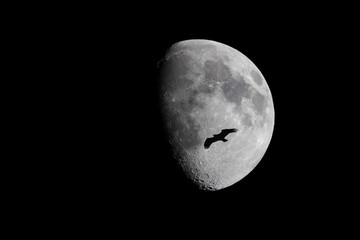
158, 39, 275, 191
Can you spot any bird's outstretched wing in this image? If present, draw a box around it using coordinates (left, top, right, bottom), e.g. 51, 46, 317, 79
214, 128, 238, 138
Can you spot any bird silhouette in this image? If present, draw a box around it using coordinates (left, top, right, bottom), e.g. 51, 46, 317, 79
204, 128, 238, 149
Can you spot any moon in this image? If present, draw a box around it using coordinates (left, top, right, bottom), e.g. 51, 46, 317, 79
158, 39, 274, 191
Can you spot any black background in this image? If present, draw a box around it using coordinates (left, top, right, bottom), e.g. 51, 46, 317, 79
14, 4, 357, 233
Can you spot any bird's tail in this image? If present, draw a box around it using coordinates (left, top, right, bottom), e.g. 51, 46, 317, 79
222, 139, 228, 142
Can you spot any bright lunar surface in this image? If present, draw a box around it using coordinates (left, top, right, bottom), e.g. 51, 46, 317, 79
158, 39, 274, 191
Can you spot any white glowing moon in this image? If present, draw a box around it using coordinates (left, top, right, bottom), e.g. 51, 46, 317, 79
159, 39, 274, 191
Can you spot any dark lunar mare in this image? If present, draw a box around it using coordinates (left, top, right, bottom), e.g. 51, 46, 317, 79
203, 59, 268, 124
250, 70, 263, 86
251, 91, 267, 117
221, 75, 251, 107
204, 60, 231, 83
203, 59, 254, 113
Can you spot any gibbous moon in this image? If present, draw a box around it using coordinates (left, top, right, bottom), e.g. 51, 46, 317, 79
158, 39, 274, 191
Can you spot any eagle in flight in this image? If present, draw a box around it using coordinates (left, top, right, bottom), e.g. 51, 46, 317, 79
204, 128, 238, 149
